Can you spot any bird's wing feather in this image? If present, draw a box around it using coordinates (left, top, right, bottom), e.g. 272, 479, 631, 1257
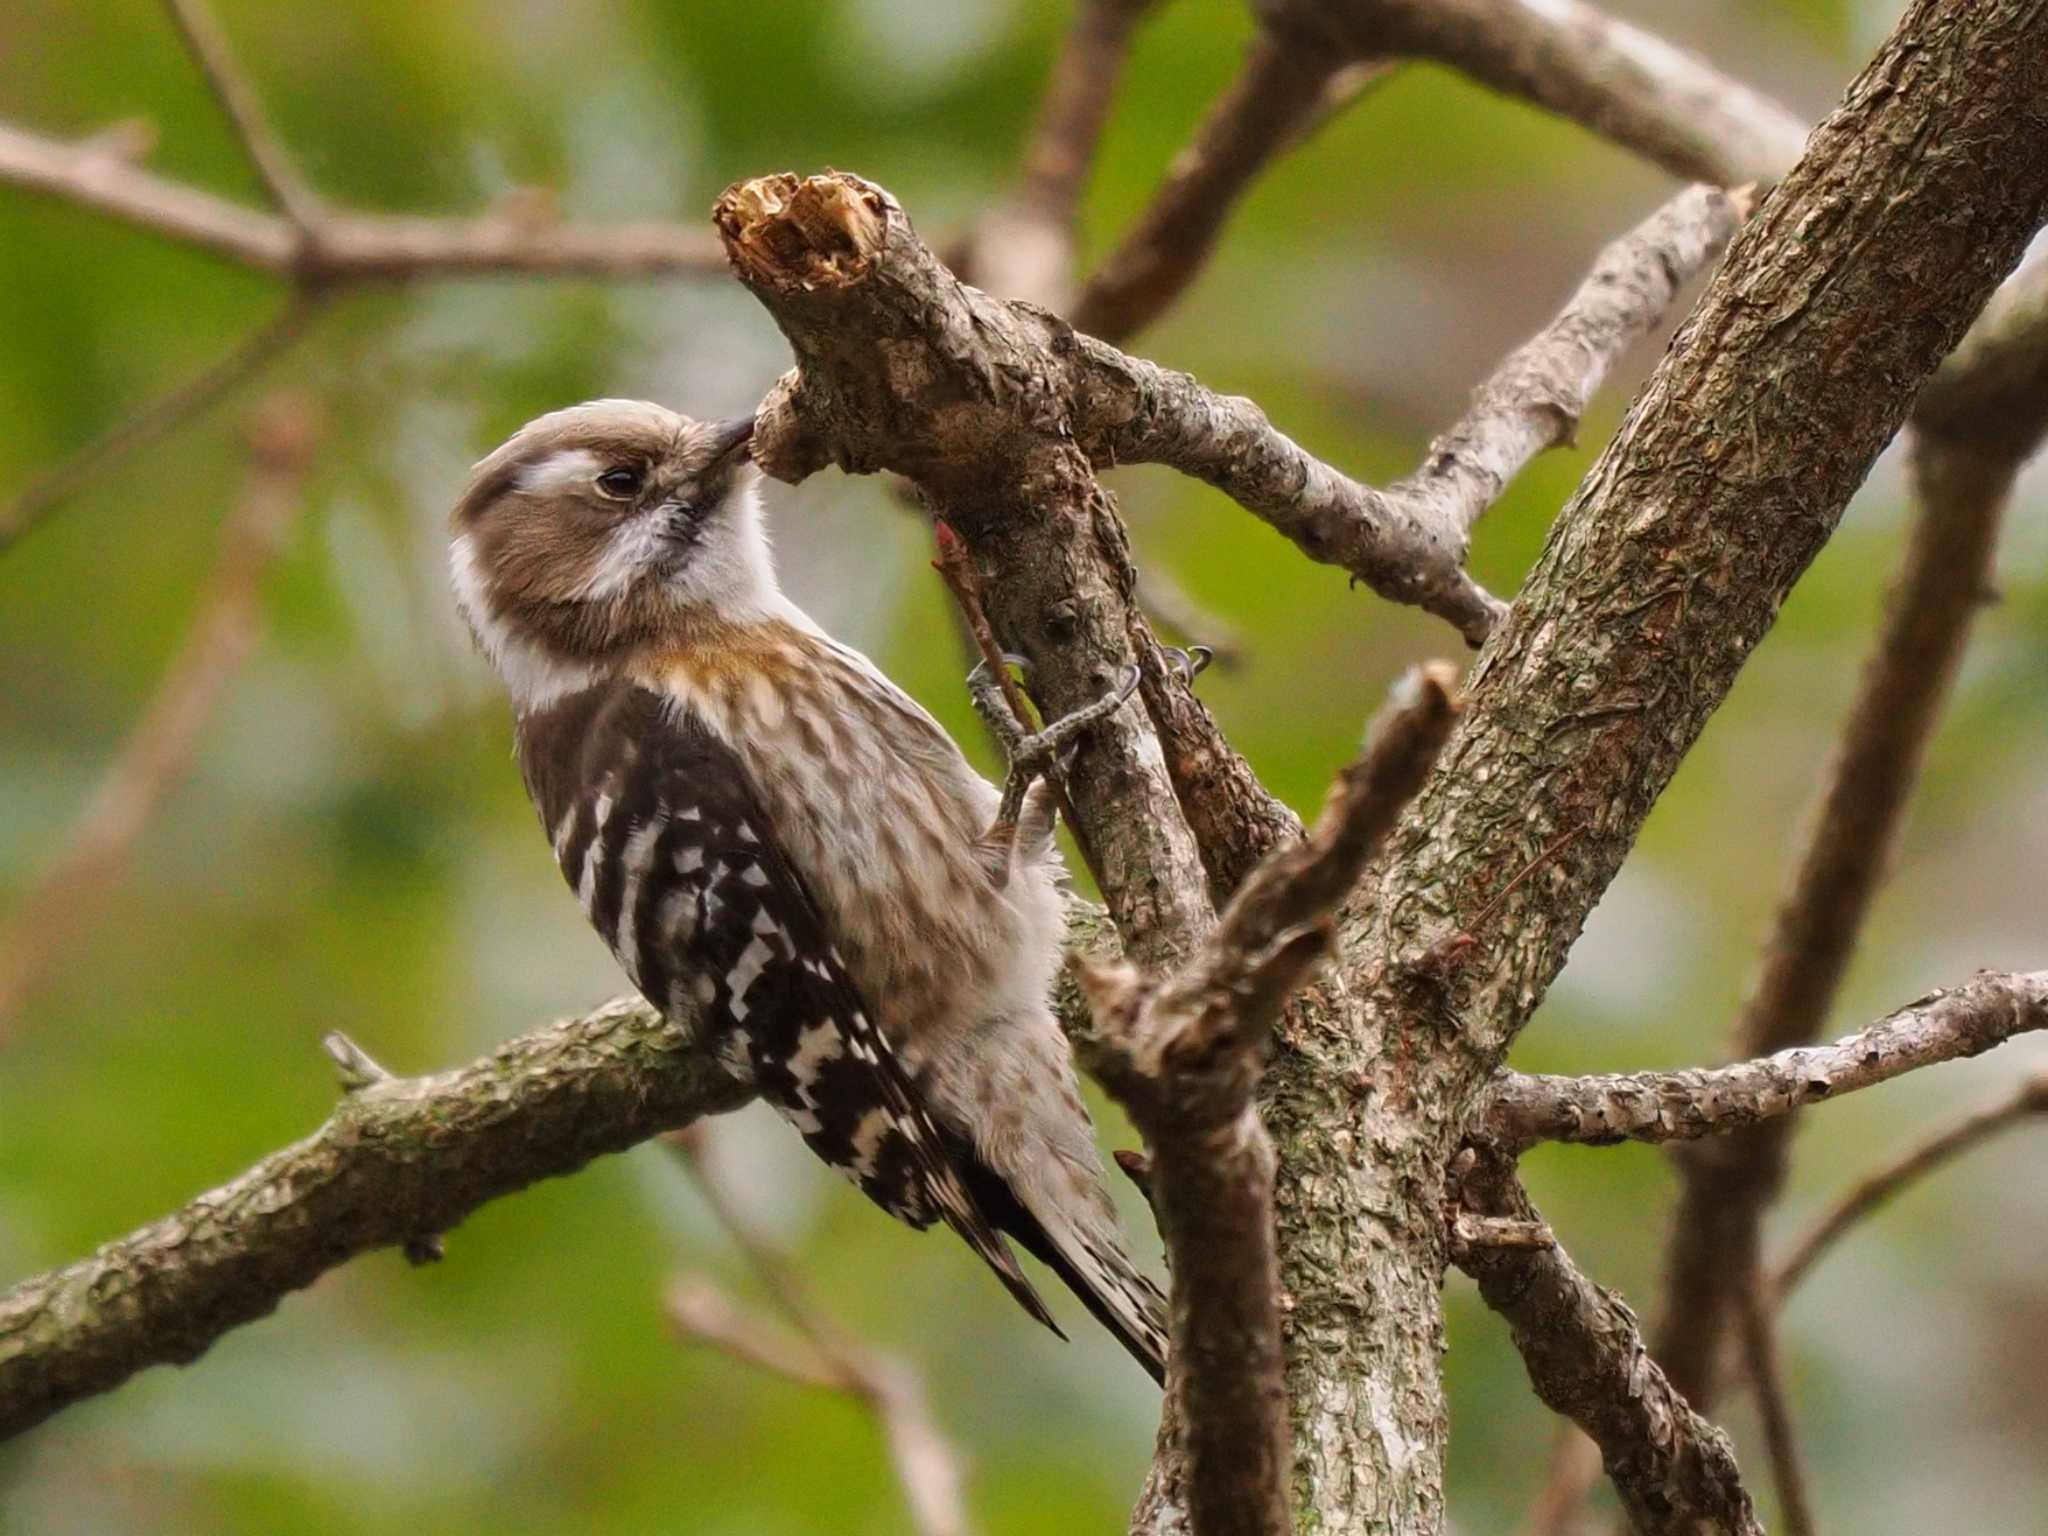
518, 679, 1058, 1334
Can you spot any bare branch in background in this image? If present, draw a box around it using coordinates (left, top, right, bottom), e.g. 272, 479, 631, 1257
1082, 663, 1461, 1536
1773, 1068, 2048, 1300
0, 396, 320, 1036
1289, 0, 1810, 185
1451, 1152, 1762, 1536
1073, 36, 1391, 342
972, 0, 1166, 307
161, 0, 323, 228
1074, 182, 1745, 643
1733, 1288, 1815, 1536
1483, 972, 2048, 1153
0, 297, 317, 552
0, 120, 725, 282
1651, 252, 2048, 1412
666, 1128, 970, 1536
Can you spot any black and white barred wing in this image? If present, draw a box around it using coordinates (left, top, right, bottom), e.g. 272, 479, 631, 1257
521, 682, 1057, 1334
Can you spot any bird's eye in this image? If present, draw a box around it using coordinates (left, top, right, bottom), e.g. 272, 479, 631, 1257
595, 466, 645, 500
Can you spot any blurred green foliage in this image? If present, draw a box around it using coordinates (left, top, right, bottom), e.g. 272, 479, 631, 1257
2, 2, 2045, 1532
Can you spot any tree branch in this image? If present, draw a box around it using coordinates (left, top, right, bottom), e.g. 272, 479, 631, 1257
0, 997, 754, 1441
667, 1128, 970, 1536
1450, 1153, 1761, 1536
1072, 36, 1389, 343
1285, 0, 1809, 186
1771, 1067, 2048, 1300
1649, 243, 2048, 1414
0, 297, 317, 551
1071, 182, 1745, 644
718, 171, 1232, 965
1732, 1287, 1815, 1536
0, 396, 319, 1035
1081, 663, 1461, 1536
1261, 2, 2048, 1524
161, 0, 322, 228
972, 0, 1165, 308
0, 119, 725, 281
1483, 973, 2048, 1153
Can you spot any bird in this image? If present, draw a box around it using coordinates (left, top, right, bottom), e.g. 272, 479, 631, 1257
448, 398, 1168, 1382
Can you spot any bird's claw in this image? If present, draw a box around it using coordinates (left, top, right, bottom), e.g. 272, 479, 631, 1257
1160, 644, 1215, 685
970, 660, 1141, 884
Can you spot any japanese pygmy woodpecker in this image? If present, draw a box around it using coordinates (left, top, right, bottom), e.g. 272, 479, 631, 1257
449, 400, 1168, 1381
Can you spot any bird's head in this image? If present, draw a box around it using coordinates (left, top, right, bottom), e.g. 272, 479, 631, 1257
449, 399, 769, 708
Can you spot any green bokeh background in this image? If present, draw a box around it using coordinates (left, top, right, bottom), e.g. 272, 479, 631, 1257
3, 2, 2044, 1531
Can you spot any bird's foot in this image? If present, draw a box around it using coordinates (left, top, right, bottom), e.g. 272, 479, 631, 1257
967, 655, 1140, 883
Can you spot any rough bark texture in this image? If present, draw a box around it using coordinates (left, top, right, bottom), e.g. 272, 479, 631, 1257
1651, 251, 2048, 1412
0, 996, 751, 1439
1453, 1156, 1762, 1536
1259, 2, 2048, 1528
1484, 971, 2048, 1152
717, 173, 1234, 967
1084, 666, 1460, 1536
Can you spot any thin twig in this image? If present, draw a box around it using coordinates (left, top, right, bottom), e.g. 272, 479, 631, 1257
1483, 972, 2048, 1154
665, 1128, 971, 1536
1518, 1429, 1604, 1536
928, 519, 1102, 888
0, 119, 725, 280
0, 395, 321, 1037
972, 0, 1165, 308
667, 1276, 847, 1392
1073, 183, 1746, 644
1133, 564, 1244, 671
0, 296, 317, 553
161, 0, 322, 227
1073, 38, 1389, 341
1733, 1290, 1816, 1536
1772, 1070, 2048, 1299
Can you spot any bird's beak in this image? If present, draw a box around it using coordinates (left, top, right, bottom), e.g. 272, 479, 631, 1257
706, 415, 756, 469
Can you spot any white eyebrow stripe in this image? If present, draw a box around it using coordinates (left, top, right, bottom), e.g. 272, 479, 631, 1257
517, 447, 605, 497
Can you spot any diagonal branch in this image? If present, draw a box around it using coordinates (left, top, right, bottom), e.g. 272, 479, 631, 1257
1481, 972, 2048, 1154
1071, 182, 1746, 644
1081, 663, 1461, 1536
0, 396, 320, 1035
0, 120, 725, 282
1262, 5, 2048, 1524
0, 898, 1121, 1443
0, 296, 318, 552
0, 996, 755, 1440
1649, 251, 2048, 1412
667, 1128, 970, 1536
1450, 1151, 1761, 1536
972, 0, 1166, 308
1285, 0, 1809, 186
1771, 1066, 2048, 1300
1072, 37, 1390, 343
161, 0, 322, 228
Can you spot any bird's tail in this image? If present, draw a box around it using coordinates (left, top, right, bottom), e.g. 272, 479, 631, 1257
1023, 1211, 1169, 1386
945, 1132, 1167, 1384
